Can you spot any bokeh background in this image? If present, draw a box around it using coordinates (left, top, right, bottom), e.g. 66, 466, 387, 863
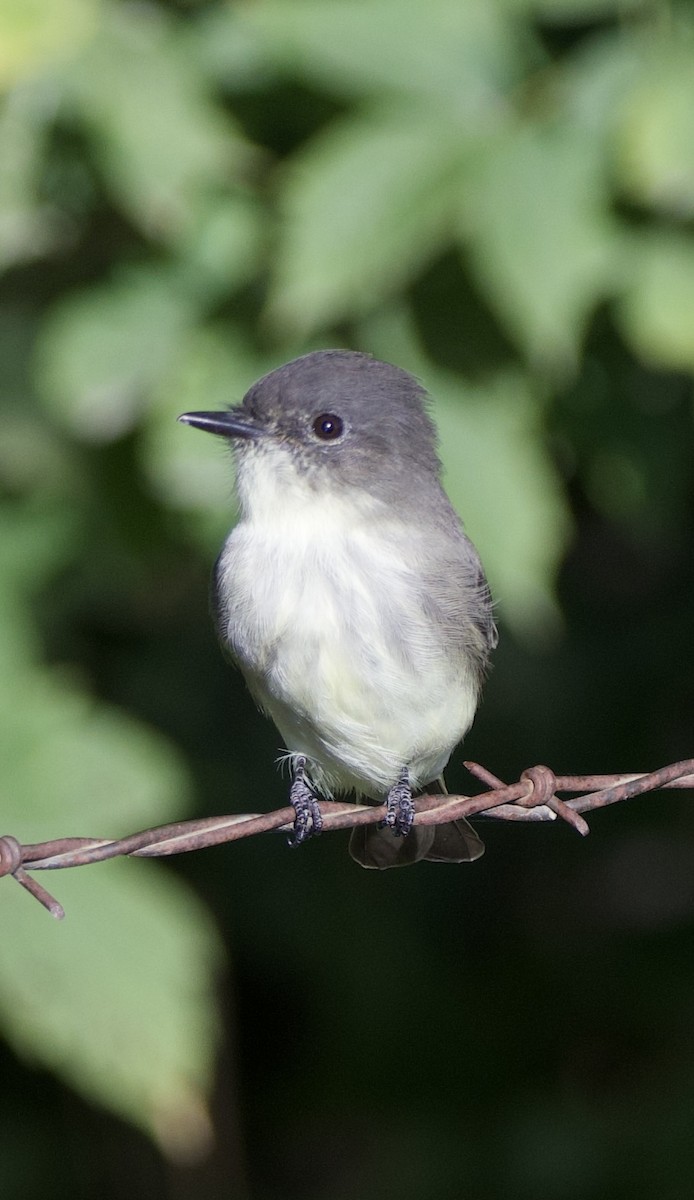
2, 0, 694, 1196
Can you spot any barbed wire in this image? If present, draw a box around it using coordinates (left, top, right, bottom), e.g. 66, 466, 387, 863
3, 757, 693, 919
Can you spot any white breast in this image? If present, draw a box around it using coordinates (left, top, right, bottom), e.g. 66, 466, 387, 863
216, 443, 479, 797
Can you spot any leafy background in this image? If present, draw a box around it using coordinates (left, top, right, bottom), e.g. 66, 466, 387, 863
2, 0, 694, 1196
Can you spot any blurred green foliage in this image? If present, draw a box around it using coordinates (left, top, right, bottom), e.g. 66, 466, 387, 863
1, 0, 694, 1196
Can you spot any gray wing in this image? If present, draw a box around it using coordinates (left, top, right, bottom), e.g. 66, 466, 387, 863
417, 509, 497, 681
471, 559, 498, 654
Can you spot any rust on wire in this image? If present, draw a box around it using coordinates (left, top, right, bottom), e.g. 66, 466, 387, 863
2, 758, 694, 919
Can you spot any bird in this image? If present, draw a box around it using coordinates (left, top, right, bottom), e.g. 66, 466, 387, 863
179, 350, 497, 869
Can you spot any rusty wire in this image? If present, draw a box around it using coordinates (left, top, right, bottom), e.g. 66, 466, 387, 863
3, 758, 694, 919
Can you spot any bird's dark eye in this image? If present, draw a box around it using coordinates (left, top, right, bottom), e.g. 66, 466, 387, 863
312, 413, 344, 441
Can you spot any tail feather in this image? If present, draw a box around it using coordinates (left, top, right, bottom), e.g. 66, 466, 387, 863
348, 777, 484, 870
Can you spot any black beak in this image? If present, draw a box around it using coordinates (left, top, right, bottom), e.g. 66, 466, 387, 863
178, 410, 263, 439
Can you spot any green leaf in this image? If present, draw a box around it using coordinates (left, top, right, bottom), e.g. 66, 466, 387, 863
0, 93, 58, 271
268, 104, 472, 335
142, 326, 275, 549
617, 43, 694, 219
0, 502, 79, 681
616, 231, 694, 373
365, 309, 571, 637
437, 373, 570, 637
191, 4, 278, 91
558, 26, 643, 137
0, 0, 97, 88
0, 860, 221, 1158
0, 590, 38, 685
172, 193, 265, 305
503, 0, 644, 18
0, 668, 190, 836
459, 118, 620, 369
243, 0, 527, 111
0, 412, 74, 496
63, 4, 254, 240
0, 501, 77, 596
35, 268, 198, 441
0, 654, 223, 1153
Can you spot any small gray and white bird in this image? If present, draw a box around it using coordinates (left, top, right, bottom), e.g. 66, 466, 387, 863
180, 350, 497, 869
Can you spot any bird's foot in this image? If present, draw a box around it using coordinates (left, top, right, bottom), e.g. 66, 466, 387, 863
288, 756, 323, 846
381, 768, 415, 838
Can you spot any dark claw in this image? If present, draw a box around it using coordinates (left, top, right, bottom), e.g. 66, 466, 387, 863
394, 792, 415, 837
381, 768, 415, 838
288, 756, 323, 846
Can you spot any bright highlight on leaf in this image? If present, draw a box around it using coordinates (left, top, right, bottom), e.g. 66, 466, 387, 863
617, 233, 694, 374
0, 0, 98, 88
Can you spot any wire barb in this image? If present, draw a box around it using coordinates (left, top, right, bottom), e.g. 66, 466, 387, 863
4, 758, 694, 917
0, 835, 65, 919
